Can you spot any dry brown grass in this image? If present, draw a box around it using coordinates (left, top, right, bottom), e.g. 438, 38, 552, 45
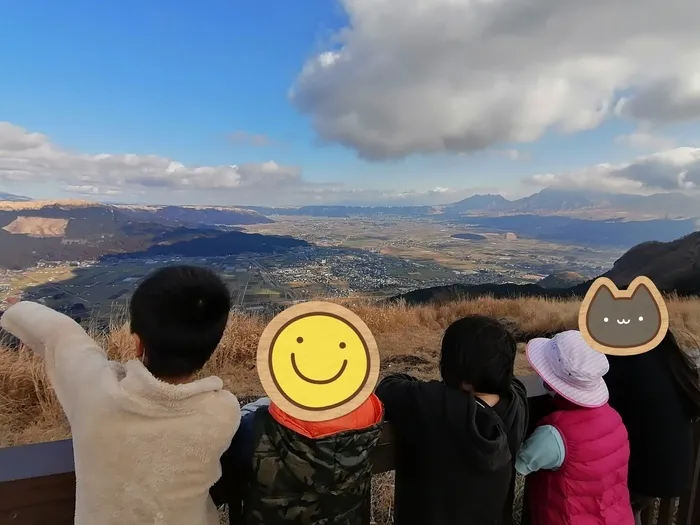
4, 294, 700, 446
2, 295, 700, 523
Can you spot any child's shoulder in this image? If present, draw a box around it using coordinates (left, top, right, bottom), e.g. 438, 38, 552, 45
207, 388, 241, 414
197, 389, 242, 440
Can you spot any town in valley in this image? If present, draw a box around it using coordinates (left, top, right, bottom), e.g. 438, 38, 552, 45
0, 214, 620, 321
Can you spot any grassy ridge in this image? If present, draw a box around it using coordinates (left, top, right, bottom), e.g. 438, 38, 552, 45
3, 295, 700, 447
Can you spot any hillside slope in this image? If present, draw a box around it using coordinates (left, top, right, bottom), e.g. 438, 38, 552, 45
602, 233, 700, 289
116, 204, 273, 226
391, 230, 700, 305
537, 271, 586, 289
0, 202, 303, 269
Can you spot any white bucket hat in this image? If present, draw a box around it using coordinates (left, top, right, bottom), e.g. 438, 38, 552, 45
526, 330, 610, 408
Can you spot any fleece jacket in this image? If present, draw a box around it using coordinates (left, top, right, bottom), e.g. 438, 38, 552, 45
1, 301, 241, 525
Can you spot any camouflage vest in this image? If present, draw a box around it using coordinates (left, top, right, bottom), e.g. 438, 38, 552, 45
243, 407, 382, 525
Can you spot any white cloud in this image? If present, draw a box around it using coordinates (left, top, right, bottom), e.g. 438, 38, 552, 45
291, 0, 700, 160
524, 147, 700, 193
63, 185, 123, 196
5, 122, 700, 207
615, 132, 676, 151
0, 121, 496, 206
0, 122, 302, 198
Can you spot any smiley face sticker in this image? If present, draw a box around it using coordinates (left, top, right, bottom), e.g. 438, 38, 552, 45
578, 276, 669, 356
257, 301, 380, 422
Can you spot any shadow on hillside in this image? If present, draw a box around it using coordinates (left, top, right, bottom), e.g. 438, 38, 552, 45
4, 265, 110, 328
102, 229, 308, 260
386, 281, 590, 306
388, 270, 700, 306
6, 242, 469, 326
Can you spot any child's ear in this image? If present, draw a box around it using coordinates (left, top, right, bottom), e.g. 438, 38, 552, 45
133, 334, 145, 359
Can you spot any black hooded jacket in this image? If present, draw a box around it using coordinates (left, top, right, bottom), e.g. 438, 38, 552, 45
375, 374, 529, 525
606, 349, 698, 498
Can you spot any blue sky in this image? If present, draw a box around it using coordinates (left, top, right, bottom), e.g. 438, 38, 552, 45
1, 0, 699, 205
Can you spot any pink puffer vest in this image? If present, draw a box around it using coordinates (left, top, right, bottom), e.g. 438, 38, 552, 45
527, 397, 634, 525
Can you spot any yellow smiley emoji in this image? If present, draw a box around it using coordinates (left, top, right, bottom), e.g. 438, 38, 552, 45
257, 301, 380, 422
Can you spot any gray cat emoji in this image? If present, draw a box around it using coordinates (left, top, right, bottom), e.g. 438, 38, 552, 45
579, 276, 669, 356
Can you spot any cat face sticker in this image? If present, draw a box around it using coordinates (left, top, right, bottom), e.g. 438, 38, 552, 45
578, 276, 669, 356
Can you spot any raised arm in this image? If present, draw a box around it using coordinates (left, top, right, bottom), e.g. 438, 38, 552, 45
0, 301, 111, 421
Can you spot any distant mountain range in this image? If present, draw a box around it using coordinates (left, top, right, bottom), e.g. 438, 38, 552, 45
250, 188, 700, 220
0, 192, 31, 202
247, 188, 700, 249
5, 187, 700, 221
388, 230, 700, 305
0, 201, 304, 269
3, 187, 700, 255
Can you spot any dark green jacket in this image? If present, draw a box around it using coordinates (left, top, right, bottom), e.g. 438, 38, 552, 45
243, 406, 383, 525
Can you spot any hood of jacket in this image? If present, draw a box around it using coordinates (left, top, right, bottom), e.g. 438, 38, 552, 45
438, 377, 528, 473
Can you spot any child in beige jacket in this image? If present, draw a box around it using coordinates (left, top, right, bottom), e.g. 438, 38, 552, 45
1, 265, 241, 525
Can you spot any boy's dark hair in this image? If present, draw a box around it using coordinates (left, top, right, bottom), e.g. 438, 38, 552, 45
129, 265, 231, 378
439, 315, 516, 395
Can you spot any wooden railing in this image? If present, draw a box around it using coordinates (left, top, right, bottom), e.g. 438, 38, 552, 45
1, 375, 699, 525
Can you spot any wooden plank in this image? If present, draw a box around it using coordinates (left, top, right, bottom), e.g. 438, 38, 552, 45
0, 473, 75, 511
0, 439, 73, 482
0, 473, 75, 525
0, 500, 74, 525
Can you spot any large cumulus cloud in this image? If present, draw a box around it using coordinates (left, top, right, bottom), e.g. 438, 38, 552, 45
291, 0, 700, 160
